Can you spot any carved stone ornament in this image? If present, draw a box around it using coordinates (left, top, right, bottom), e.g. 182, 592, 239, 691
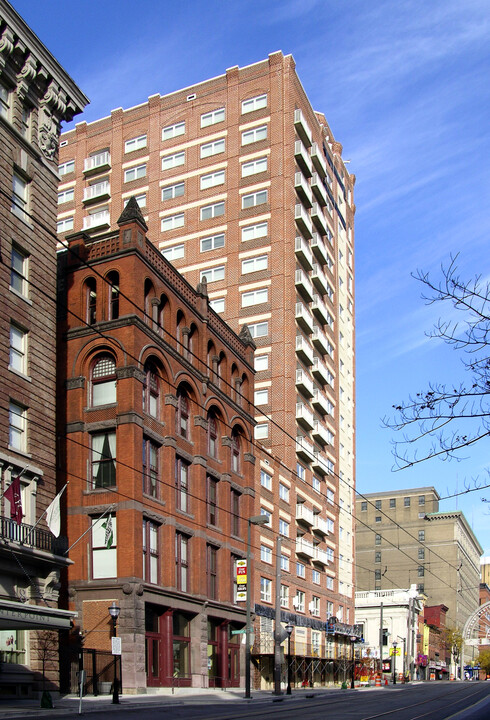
0, 26, 15, 70
38, 80, 67, 160
17, 53, 38, 101
122, 583, 133, 595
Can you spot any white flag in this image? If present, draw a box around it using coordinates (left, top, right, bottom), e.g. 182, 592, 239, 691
103, 514, 114, 548
46, 490, 63, 538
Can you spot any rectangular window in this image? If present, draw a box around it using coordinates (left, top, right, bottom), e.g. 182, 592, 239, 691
242, 189, 268, 209
312, 477, 321, 493
312, 569, 320, 584
248, 321, 268, 338
200, 265, 225, 283
280, 554, 289, 572
242, 125, 268, 145
260, 577, 272, 603
207, 476, 218, 525
279, 483, 289, 502
200, 202, 225, 220
57, 216, 74, 233
9, 324, 27, 375
375, 500, 382, 509
162, 151, 185, 171
375, 516, 381, 523
161, 213, 184, 232
390, 498, 396, 508
254, 354, 269, 371
92, 516, 117, 579
375, 551, 381, 563
375, 534, 381, 545
200, 170, 225, 190
175, 532, 189, 591
280, 584, 289, 608
326, 576, 334, 590
12, 173, 28, 219
59, 160, 75, 176
142, 438, 158, 497
9, 401, 27, 452
404, 497, 411, 507
295, 590, 305, 613
327, 601, 334, 617
260, 508, 271, 526
418, 566, 425, 577
297, 562, 305, 578
327, 518, 334, 533
231, 490, 240, 536
242, 254, 268, 273
327, 489, 334, 505
419, 530, 425, 541
0, 81, 9, 117
279, 519, 289, 537
418, 548, 425, 560
162, 121, 185, 141
311, 596, 321, 617
242, 94, 267, 114
255, 389, 269, 406
175, 457, 189, 513
260, 469, 272, 490
242, 288, 268, 307
58, 188, 74, 204
261, 544, 272, 563
419, 495, 425, 505
201, 107, 225, 127
162, 181, 184, 200
125, 134, 147, 152
201, 233, 225, 252
375, 569, 381, 581
161, 244, 185, 261
242, 221, 268, 242
200, 138, 225, 158
297, 463, 306, 481
209, 298, 224, 313
326, 548, 334, 563
124, 163, 146, 182
10, 246, 28, 297
254, 423, 268, 439
207, 544, 218, 599
241, 157, 267, 177
143, 519, 159, 583
92, 432, 116, 488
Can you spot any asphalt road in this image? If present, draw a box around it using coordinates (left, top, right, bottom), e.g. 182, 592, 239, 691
3, 682, 490, 720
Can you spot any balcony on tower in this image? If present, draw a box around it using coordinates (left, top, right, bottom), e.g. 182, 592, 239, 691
296, 537, 315, 558
312, 263, 329, 296
311, 173, 327, 207
296, 335, 314, 366
295, 268, 314, 302
312, 387, 332, 417
312, 356, 330, 386
295, 203, 313, 239
296, 435, 315, 463
313, 545, 329, 566
311, 202, 328, 236
294, 140, 312, 177
311, 233, 328, 266
312, 451, 334, 476
295, 236, 314, 271
312, 293, 330, 326
83, 180, 110, 205
83, 208, 110, 231
296, 504, 315, 527
312, 325, 331, 357
296, 368, 314, 398
312, 420, 333, 447
295, 302, 314, 335
296, 402, 314, 430
311, 142, 327, 177
83, 150, 111, 176
313, 514, 330, 536
294, 109, 313, 147
295, 172, 313, 208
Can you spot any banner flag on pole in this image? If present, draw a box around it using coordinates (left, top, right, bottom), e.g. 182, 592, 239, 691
46, 488, 65, 538
103, 514, 113, 548
4, 477, 23, 525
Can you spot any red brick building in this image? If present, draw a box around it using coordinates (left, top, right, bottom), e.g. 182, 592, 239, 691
0, 0, 87, 697
58, 199, 256, 691
57, 52, 356, 687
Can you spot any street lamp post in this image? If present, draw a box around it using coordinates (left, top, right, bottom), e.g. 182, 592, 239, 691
392, 641, 398, 685
108, 601, 121, 704
350, 636, 357, 689
285, 622, 294, 695
452, 644, 460, 680
245, 515, 269, 699
397, 636, 406, 682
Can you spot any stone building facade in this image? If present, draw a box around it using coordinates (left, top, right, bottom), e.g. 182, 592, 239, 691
0, 0, 87, 697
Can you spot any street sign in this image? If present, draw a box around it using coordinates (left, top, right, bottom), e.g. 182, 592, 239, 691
112, 637, 121, 655
231, 629, 248, 635
236, 587, 246, 602
390, 647, 401, 656
236, 559, 247, 585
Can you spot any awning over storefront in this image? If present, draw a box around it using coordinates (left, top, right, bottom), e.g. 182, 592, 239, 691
0, 599, 77, 630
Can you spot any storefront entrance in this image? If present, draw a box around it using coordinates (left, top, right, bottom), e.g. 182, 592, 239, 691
207, 618, 241, 687
145, 605, 192, 687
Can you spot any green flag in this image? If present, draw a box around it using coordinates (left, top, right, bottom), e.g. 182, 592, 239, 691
102, 514, 113, 549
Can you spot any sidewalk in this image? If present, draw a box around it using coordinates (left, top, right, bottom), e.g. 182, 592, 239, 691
0, 684, 377, 718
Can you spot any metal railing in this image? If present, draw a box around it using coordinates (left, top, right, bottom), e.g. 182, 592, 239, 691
0, 515, 68, 555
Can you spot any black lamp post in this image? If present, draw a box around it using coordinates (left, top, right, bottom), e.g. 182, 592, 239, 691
108, 601, 121, 704
285, 622, 294, 695
392, 641, 398, 685
350, 635, 357, 689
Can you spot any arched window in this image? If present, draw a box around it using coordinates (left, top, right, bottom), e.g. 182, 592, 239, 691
107, 271, 119, 320
91, 354, 116, 406
143, 361, 159, 418
158, 294, 168, 337
207, 411, 218, 458
85, 277, 97, 325
187, 323, 198, 363
177, 387, 190, 439
144, 278, 154, 325
231, 428, 241, 474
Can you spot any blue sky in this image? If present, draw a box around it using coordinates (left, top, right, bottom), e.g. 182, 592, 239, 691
14, 0, 490, 554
